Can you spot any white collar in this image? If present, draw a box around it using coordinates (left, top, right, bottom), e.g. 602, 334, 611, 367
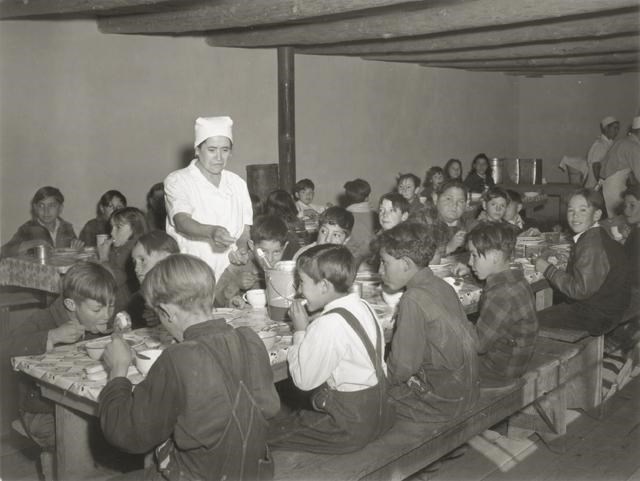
573, 222, 599, 243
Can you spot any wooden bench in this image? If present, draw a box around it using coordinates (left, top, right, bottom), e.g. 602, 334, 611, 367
273, 331, 602, 481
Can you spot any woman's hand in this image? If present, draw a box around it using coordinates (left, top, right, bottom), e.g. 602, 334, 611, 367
210, 227, 236, 252
102, 335, 132, 380
289, 299, 309, 333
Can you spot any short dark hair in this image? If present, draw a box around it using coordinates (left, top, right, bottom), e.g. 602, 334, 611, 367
623, 184, 640, 200
343, 179, 371, 205
111, 207, 149, 242
424, 166, 445, 186
471, 153, 490, 172
397, 173, 421, 189
250, 215, 288, 246
379, 192, 410, 214
62, 261, 117, 306
482, 186, 509, 203
142, 254, 216, 313
467, 222, 516, 259
374, 222, 436, 268
98, 190, 127, 218
265, 189, 298, 223
436, 179, 467, 199
296, 244, 356, 294
32, 186, 64, 206
571, 188, 604, 213
294, 178, 315, 193
506, 189, 522, 205
136, 230, 179, 256
319, 206, 354, 233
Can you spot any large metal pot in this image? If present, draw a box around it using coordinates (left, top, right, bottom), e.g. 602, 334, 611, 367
490, 158, 505, 185
517, 158, 543, 185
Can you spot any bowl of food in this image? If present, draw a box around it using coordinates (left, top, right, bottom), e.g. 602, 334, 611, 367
135, 349, 163, 375
258, 330, 278, 350
85, 339, 110, 360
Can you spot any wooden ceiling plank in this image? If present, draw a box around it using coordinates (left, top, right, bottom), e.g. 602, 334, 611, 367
362, 35, 640, 62
0, 0, 179, 18
297, 8, 640, 56
420, 64, 640, 75
413, 52, 640, 68
98, 0, 418, 34
206, 0, 640, 47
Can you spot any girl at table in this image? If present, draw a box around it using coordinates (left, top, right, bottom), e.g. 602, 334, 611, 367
464, 153, 495, 194
535, 189, 630, 336
444, 158, 463, 182
397, 173, 423, 218
99, 254, 280, 481
79, 189, 127, 246
422, 166, 445, 200
98, 207, 149, 310
1, 186, 83, 257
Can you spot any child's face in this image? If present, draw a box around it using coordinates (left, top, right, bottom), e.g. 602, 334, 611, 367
483, 197, 508, 222
255, 240, 285, 267
475, 157, 489, 175
379, 199, 407, 231
436, 187, 466, 223
297, 270, 328, 312
317, 223, 348, 245
297, 188, 315, 206
101, 197, 125, 219
504, 201, 522, 222
398, 179, 417, 201
447, 163, 461, 179
467, 241, 499, 280
132, 243, 171, 283
70, 298, 114, 334
379, 248, 411, 291
111, 220, 133, 247
624, 194, 640, 224
34, 196, 62, 228
567, 195, 602, 235
431, 172, 444, 187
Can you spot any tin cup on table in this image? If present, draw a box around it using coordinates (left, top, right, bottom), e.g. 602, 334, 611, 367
34, 245, 48, 264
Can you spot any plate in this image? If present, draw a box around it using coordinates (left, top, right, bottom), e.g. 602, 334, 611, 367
524, 192, 539, 198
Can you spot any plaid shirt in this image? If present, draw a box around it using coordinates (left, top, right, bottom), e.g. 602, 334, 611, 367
430, 216, 477, 256
476, 268, 538, 380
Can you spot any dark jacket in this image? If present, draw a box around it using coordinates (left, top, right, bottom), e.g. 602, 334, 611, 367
1, 218, 77, 257
463, 171, 494, 194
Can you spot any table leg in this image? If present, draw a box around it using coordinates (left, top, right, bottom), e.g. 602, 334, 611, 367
55, 403, 97, 480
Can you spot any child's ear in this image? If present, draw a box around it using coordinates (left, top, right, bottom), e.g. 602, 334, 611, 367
63, 298, 76, 312
594, 209, 603, 223
401, 212, 409, 222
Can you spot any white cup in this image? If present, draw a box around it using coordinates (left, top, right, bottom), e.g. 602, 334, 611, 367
96, 234, 110, 245
243, 289, 267, 308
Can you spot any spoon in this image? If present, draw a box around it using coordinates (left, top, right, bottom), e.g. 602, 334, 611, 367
136, 351, 151, 360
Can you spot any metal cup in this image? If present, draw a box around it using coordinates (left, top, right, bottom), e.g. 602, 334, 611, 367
35, 245, 48, 264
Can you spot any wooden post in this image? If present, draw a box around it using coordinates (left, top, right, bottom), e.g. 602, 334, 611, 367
278, 46, 295, 192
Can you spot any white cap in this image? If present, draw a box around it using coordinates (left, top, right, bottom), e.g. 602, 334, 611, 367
632, 116, 640, 130
600, 116, 618, 129
194, 116, 233, 148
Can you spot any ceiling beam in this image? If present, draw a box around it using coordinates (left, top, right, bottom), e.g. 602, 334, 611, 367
297, 8, 640, 56
98, 0, 420, 35
412, 52, 640, 69
482, 65, 640, 75
0, 0, 184, 18
206, 0, 640, 47
362, 35, 640, 62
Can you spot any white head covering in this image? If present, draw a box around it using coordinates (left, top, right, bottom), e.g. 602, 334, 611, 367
632, 116, 640, 131
600, 116, 618, 129
194, 116, 233, 148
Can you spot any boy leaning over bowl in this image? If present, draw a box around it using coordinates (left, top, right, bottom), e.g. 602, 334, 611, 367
1, 261, 116, 473
99, 254, 280, 481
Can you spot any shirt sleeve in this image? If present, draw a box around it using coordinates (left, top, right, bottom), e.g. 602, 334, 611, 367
587, 140, 608, 166
545, 236, 609, 300
287, 314, 347, 391
476, 288, 510, 354
98, 353, 181, 454
387, 296, 427, 384
239, 180, 254, 227
164, 172, 194, 225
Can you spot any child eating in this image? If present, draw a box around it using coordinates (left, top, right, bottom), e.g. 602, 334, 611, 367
5, 261, 116, 475
294, 178, 326, 220
2, 186, 83, 257
467, 223, 538, 385
269, 244, 394, 453
431, 180, 477, 257
535, 189, 630, 336
99, 254, 280, 480
397, 173, 423, 217
377, 222, 479, 422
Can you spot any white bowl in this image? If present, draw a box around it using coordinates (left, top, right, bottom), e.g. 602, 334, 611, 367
85, 340, 109, 360
258, 330, 278, 350
524, 192, 539, 198
135, 349, 163, 375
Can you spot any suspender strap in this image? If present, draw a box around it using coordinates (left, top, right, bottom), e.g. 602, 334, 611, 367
325, 305, 385, 382
199, 330, 248, 401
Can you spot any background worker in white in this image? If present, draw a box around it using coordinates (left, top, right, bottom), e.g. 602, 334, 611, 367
587, 116, 619, 188
164, 116, 252, 279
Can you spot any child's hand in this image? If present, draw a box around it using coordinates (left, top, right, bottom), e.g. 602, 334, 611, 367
97, 237, 113, 261
534, 257, 550, 273
452, 262, 470, 277
229, 247, 250, 265
447, 230, 466, 254
48, 321, 85, 346
229, 295, 248, 309
239, 271, 258, 290
289, 299, 310, 332
70, 239, 85, 249
102, 335, 132, 379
